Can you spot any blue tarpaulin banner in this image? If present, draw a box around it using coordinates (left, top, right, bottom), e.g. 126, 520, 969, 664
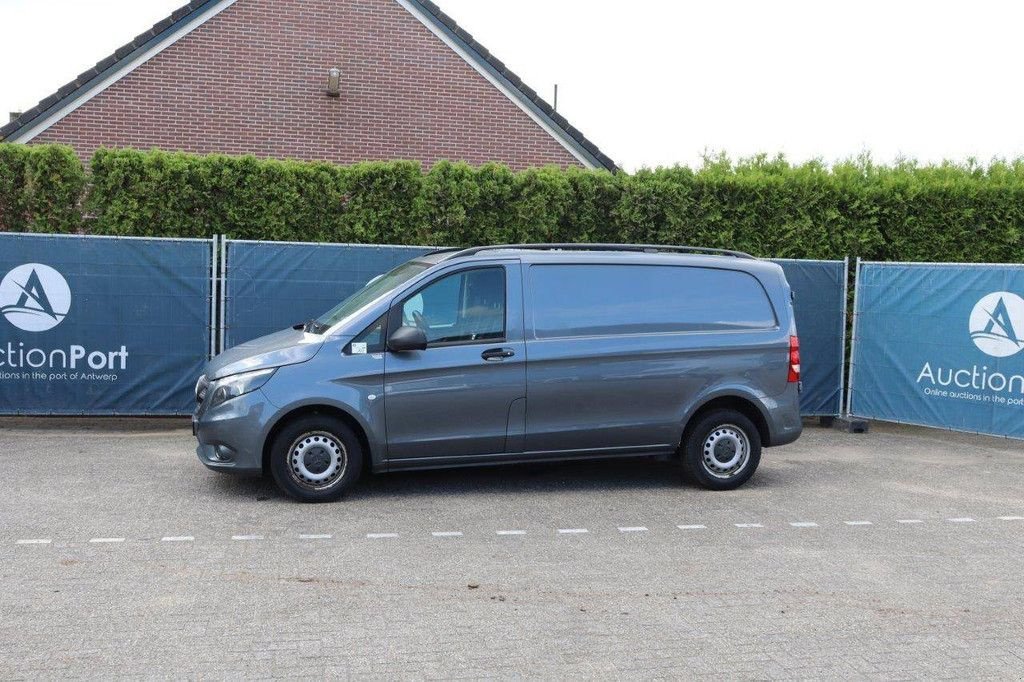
0, 233, 212, 415
849, 262, 1024, 439
772, 259, 847, 417
224, 241, 431, 348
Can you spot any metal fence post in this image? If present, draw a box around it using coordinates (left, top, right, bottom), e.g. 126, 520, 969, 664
219, 235, 227, 354
838, 256, 849, 415
209, 236, 218, 359
845, 257, 862, 417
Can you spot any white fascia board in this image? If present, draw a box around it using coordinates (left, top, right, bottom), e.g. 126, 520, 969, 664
8, 0, 238, 143
394, 0, 599, 169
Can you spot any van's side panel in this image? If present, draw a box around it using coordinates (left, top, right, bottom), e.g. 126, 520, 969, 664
522, 261, 790, 454
523, 332, 787, 453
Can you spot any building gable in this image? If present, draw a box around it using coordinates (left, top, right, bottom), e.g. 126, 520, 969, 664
2, 0, 616, 171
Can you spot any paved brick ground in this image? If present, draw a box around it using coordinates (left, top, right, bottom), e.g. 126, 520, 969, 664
1, 419, 1022, 679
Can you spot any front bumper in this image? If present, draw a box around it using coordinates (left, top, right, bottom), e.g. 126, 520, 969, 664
193, 388, 271, 475
196, 442, 257, 473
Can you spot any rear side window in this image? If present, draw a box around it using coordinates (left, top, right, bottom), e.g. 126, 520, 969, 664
529, 264, 776, 339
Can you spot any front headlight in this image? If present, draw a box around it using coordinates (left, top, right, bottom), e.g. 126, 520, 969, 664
195, 374, 210, 403
208, 368, 277, 408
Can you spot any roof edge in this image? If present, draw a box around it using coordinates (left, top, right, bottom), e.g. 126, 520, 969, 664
403, 0, 618, 172
1, 0, 234, 142
2, 0, 619, 172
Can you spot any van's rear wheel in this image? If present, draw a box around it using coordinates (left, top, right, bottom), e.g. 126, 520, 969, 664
682, 409, 761, 490
269, 415, 363, 502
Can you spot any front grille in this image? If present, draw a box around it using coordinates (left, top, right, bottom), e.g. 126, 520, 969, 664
195, 375, 210, 404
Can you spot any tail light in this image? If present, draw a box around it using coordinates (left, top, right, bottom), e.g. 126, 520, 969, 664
788, 335, 801, 383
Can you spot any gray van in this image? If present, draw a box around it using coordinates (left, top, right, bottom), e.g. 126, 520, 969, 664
194, 244, 802, 502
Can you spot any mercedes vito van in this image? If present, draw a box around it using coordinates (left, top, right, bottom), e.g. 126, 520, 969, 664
194, 244, 802, 502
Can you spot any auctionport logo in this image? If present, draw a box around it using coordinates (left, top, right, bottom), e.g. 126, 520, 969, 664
0, 263, 128, 379
916, 290, 1024, 405
0, 263, 70, 332
969, 291, 1024, 358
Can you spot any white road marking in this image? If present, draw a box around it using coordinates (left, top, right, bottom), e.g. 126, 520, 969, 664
15, 509, 1012, 549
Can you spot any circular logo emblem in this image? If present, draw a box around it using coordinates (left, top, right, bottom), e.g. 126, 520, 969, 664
970, 291, 1024, 358
0, 263, 71, 332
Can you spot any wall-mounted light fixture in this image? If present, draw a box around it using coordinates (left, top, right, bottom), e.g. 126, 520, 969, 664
326, 68, 341, 97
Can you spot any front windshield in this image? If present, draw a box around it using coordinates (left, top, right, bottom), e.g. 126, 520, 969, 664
316, 260, 429, 329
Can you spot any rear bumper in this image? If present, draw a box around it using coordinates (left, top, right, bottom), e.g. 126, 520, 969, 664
763, 383, 803, 447
767, 420, 802, 447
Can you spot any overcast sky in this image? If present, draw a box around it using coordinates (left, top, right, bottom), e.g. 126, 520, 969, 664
2, 0, 1023, 171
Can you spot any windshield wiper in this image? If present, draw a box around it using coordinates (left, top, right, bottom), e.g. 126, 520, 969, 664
302, 318, 329, 335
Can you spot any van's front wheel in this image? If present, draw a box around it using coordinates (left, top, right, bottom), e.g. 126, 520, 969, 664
269, 415, 363, 502
682, 410, 761, 490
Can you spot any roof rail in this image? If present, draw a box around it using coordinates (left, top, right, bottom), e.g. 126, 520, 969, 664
440, 243, 756, 260
422, 246, 465, 257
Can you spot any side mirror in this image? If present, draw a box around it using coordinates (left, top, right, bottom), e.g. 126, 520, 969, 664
387, 325, 428, 352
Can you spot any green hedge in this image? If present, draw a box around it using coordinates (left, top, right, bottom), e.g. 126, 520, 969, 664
0, 144, 85, 233
2, 143, 1024, 263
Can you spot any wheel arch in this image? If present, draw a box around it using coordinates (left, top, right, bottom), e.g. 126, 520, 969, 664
681, 393, 772, 448
262, 404, 374, 476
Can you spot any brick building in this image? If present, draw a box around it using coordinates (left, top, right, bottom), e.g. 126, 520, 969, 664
1, 0, 615, 171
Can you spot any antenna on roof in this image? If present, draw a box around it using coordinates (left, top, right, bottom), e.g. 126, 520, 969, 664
553, 84, 558, 112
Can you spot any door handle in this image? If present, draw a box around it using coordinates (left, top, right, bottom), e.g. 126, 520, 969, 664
481, 347, 515, 361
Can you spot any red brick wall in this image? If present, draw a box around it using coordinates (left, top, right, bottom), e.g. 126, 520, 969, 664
31, 0, 584, 170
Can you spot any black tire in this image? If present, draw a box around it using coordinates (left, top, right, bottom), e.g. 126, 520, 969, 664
681, 409, 761, 490
269, 414, 363, 502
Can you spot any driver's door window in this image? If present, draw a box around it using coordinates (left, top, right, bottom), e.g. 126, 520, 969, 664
401, 267, 505, 345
